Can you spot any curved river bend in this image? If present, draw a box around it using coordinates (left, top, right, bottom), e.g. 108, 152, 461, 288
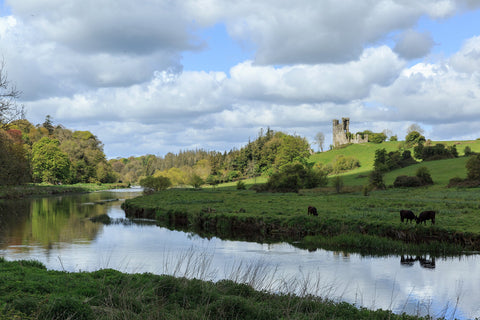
1, 189, 479, 319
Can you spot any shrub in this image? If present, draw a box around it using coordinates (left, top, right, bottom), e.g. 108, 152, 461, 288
139, 176, 172, 194
332, 155, 360, 173
236, 180, 246, 190
466, 154, 480, 180
332, 176, 344, 193
368, 170, 386, 190
448, 177, 480, 188
393, 175, 422, 188
261, 163, 327, 193
464, 146, 474, 156
417, 143, 458, 161
416, 166, 433, 185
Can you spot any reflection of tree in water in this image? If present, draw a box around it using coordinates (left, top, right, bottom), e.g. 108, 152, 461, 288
0, 199, 31, 249
400, 255, 436, 269
1, 195, 110, 252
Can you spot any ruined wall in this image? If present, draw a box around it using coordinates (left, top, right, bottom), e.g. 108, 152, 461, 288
332, 118, 368, 148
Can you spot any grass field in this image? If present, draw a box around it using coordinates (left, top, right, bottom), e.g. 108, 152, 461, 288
0, 182, 129, 199
0, 258, 428, 320
123, 185, 480, 255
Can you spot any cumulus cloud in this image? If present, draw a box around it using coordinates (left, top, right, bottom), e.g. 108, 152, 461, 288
370, 52, 480, 131
450, 35, 480, 73
3, 0, 480, 157
394, 30, 435, 59
187, 0, 479, 65
225, 46, 404, 104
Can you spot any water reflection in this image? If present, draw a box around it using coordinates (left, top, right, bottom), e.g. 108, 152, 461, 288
401, 255, 436, 269
0, 189, 479, 319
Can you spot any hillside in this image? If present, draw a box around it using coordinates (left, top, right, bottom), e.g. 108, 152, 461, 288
309, 140, 480, 187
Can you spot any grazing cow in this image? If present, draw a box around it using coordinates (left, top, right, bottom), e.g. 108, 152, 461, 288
400, 210, 417, 223
307, 206, 318, 216
416, 210, 436, 225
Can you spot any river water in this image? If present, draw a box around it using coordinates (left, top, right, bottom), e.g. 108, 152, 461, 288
1, 188, 479, 319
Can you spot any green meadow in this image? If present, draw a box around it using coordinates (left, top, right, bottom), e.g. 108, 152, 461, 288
0, 258, 427, 320
124, 140, 480, 254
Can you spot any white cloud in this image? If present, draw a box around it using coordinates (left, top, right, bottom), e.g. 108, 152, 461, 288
187, 0, 480, 65
3, 0, 480, 157
370, 44, 480, 130
450, 35, 480, 73
226, 46, 404, 104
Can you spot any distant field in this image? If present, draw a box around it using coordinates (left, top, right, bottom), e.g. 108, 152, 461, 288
308, 140, 480, 187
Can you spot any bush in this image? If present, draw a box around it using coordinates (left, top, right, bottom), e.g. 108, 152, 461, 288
466, 154, 480, 180
368, 170, 386, 190
332, 176, 344, 193
260, 163, 328, 193
464, 146, 475, 156
139, 176, 172, 194
447, 177, 480, 188
393, 175, 422, 188
417, 143, 458, 161
416, 166, 433, 185
236, 180, 246, 190
332, 155, 360, 173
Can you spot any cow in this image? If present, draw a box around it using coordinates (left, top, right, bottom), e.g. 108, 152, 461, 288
307, 206, 318, 216
416, 210, 436, 225
400, 210, 417, 223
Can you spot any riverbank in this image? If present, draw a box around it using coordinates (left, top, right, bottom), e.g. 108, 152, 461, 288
0, 258, 429, 319
0, 183, 129, 199
122, 187, 480, 254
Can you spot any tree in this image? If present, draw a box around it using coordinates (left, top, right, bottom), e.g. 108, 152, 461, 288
369, 169, 386, 190
139, 176, 172, 194
466, 154, 480, 181
0, 130, 30, 185
42, 115, 54, 135
405, 131, 426, 147
31, 137, 71, 184
274, 134, 311, 169
416, 166, 433, 185
0, 60, 24, 129
314, 132, 325, 152
189, 173, 204, 189
407, 123, 424, 135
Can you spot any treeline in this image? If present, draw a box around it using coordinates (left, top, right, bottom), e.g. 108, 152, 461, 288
110, 128, 312, 185
0, 117, 115, 185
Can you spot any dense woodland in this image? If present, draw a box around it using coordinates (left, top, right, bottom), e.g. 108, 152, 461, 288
109, 128, 313, 186
0, 117, 115, 185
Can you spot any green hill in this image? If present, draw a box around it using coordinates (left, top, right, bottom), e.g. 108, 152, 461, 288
309, 140, 480, 187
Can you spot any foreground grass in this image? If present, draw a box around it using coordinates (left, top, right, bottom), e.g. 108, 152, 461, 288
123, 186, 480, 254
0, 183, 129, 199
0, 258, 432, 320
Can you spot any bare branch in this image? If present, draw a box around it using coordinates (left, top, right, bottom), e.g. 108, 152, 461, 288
0, 59, 24, 129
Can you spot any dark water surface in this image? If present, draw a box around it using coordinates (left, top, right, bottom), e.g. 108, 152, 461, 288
1, 189, 479, 319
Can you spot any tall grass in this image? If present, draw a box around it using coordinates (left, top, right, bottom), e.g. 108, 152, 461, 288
0, 254, 453, 319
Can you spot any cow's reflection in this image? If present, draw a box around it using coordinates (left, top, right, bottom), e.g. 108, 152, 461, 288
400, 255, 436, 269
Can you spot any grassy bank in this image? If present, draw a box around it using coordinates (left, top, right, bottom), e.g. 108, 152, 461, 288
0, 258, 430, 319
122, 187, 480, 254
0, 183, 129, 199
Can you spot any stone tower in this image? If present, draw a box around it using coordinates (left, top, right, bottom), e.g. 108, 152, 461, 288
332, 117, 368, 148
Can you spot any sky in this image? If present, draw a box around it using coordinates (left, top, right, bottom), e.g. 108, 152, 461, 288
1, 0, 480, 159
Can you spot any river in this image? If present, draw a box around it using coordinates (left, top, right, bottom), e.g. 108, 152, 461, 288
0, 188, 479, 319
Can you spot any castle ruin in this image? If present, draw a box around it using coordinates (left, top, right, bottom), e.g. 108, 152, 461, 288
332, 118, 368, 148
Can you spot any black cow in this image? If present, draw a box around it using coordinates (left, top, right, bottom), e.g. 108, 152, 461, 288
400, 210, 417, 223
416, 210, 436, 225
307, 206, 318, 216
